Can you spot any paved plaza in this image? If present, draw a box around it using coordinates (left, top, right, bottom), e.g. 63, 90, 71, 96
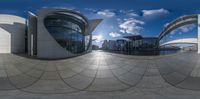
0, 51, 200, 98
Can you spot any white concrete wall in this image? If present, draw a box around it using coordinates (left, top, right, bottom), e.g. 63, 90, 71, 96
37, 8, 75, 59
0, 15, 26, 53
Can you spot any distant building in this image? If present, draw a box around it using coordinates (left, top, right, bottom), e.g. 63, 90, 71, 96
102, 40, 109, 50
116, 39, 127, 51
102, 35, 159, 53
124, 35, 158, 50
102, 39, 127, 51
107, 40, 116, 51
92, 45, 99, 50
140, 37, 158, 49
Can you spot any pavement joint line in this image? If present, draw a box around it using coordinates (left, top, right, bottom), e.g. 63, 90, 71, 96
104, 53, 147, 88
0, 51, 200, 94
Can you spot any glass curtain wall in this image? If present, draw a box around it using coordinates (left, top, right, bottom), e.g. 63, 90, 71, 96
160, 23, 197, 46
44, 14, 90, 54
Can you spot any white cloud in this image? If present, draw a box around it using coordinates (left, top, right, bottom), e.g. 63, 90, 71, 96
170, 24, 196, 35
164, 23, 170, 27
93, 35, 104, 42
179, 24, 196, 32
119, 10, 126, 13
85, 8, 140, 17
142, 8, 169, 16
127, 12, 139, 17
120, 29, 125, 33
84, 8, 96, 13
170, 31, 176, 35
119, 18, 144, 35
97, 10, 115, 17
119, 10, 139, 17
109, 32, 121, 38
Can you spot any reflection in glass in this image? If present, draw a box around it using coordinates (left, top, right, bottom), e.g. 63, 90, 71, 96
44, 13, 90, 54
160, 23, 197, 45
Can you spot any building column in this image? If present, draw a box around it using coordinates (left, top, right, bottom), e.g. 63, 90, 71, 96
28, 12, 37, 56
198, 14, 200, 53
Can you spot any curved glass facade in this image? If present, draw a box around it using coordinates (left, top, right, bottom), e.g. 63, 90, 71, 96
160, 23, 197, 45
44, 13, 90, 54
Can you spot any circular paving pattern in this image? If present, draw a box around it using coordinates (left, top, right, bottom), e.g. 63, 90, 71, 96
0, 51, 200, 94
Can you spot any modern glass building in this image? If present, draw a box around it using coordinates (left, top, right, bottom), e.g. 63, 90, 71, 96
30, 8, 102, 59
44, 13, 89, 54
102, 35, 159, 54
0, 8, 102, 59
124, 35, 158, 50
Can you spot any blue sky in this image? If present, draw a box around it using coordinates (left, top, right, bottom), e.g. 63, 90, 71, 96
0, 0, 199, 46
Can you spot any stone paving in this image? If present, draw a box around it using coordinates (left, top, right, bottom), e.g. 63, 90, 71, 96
0, 51, 200, 98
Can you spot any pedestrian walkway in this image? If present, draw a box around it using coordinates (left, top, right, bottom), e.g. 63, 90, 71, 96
0, 51, 200, 99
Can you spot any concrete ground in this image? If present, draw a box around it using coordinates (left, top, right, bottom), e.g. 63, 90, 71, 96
0, 50, 200, 99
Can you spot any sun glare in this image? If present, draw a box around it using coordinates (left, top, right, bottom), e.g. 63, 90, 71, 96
96, 35, 102, 41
